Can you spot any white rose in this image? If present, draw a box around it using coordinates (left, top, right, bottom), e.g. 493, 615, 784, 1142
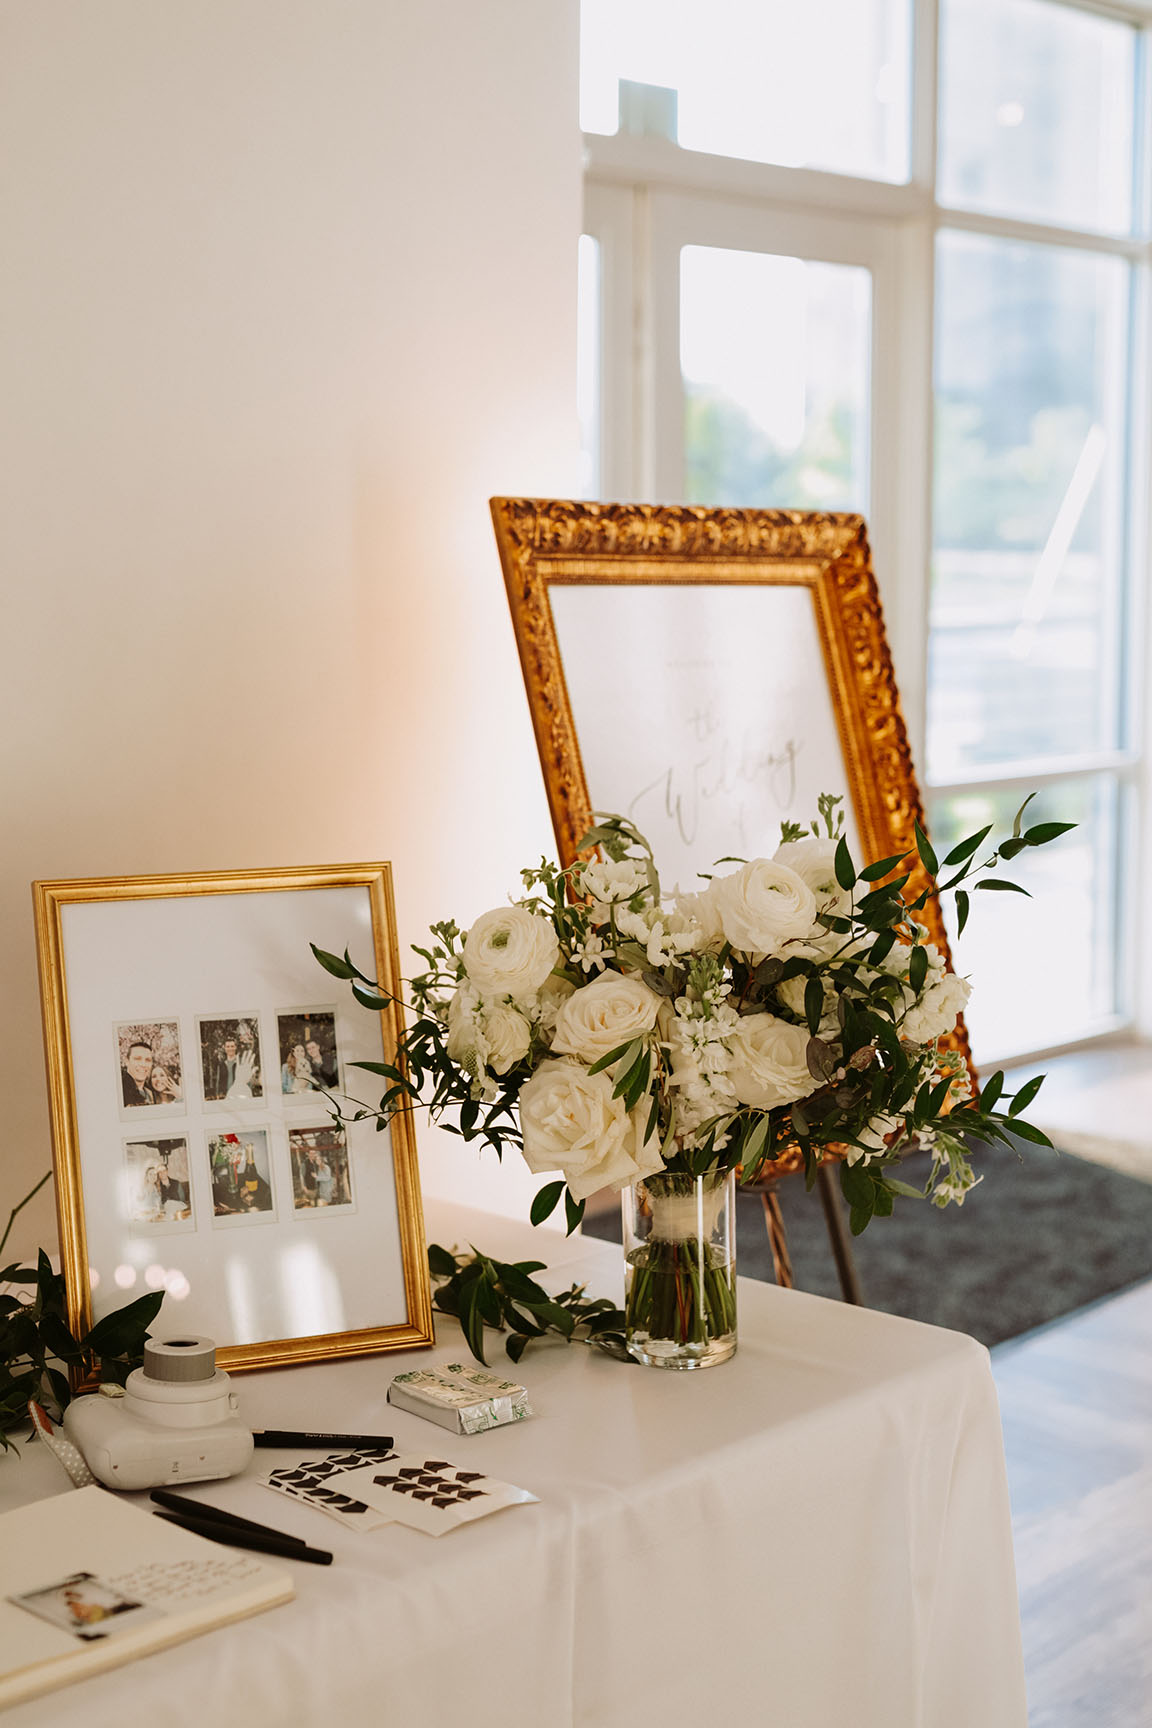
518, 1059, 665, 1200
727, 1012, 818, 1110
773, 837, 852, 917
462, 905, 560, 1000
899, 971, 971, 1045
551, 971, 663, 1063
710, 859, 818, 957
673, 887, 725, 947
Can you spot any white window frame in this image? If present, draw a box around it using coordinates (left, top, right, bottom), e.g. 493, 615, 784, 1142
582, 0, 1152, 1064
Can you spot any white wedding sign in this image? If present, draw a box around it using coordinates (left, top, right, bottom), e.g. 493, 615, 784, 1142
493, 498, 969, 1073
549, 582, 859, 888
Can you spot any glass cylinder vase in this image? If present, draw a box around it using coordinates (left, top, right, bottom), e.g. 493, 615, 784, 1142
621, 1169, 737, 1370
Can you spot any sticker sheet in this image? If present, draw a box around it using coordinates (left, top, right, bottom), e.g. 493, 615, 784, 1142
263, 1449, 537, 1537
262, 1446, 399, 1530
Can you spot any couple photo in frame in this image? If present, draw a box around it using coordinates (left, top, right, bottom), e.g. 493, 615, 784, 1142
34, 864, 432, 1372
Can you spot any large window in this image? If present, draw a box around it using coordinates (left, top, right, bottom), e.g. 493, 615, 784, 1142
580, 0, 1147, 1063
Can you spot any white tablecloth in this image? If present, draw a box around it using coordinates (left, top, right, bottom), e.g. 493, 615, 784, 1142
0, 1201, 1026, 1727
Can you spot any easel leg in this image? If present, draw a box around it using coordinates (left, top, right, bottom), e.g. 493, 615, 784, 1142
760, 1190, 794, 1289
816, 1163, 863, 1306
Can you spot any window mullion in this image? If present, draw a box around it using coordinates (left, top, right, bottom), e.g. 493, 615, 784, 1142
911, 0, 940, 195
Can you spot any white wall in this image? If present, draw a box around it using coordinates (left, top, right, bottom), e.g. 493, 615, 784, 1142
0, 0, 581, 1259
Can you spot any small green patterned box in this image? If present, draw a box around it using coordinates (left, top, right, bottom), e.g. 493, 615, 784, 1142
387, 1363, 534, 1434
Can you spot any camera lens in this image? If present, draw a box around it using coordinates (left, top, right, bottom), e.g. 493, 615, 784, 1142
142, 1336, 217, 1383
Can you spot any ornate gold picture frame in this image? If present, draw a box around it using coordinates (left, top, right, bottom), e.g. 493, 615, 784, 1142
34, 863, 433, 1372
492, 498, 971, 1074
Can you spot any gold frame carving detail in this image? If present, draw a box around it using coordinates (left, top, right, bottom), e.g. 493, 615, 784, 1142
34, 863, 434, 1374
492, 498, 972, 1076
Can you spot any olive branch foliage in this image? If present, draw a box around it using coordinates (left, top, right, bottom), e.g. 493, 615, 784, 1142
0, 1173, 163, 1449
314, 792, 1071, 1257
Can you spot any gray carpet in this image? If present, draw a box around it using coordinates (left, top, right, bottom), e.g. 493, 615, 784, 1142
584, 1143, 1152, 1348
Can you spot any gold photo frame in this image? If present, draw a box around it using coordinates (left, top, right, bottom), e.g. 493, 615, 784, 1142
34, 863, 433, 1372
492, 498, 971, 1076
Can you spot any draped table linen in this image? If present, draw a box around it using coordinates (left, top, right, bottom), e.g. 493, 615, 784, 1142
0, 1199, 1027, 1728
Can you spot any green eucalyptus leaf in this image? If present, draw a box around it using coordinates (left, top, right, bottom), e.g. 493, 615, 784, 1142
805, 1037, 837, 1084
641, 969, 678, 998
834, 836, 857, 891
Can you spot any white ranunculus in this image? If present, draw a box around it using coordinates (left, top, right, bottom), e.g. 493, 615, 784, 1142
444, 989, 531, 1076
551, 971, 663, 1063
517, 1059, 665, 1200
772, 837, 852, 916
727, 1012, 818, 1111
445, 985, 484, 1068
462, 905, 560, 1000
481, 1002, 533, 1074
710, 859, 818, 957
899, 971, 971, 1045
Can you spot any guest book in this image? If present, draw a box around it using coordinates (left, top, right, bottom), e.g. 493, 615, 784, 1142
0, 1486, 293, 1707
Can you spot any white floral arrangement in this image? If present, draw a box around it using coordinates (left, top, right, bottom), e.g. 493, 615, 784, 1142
316, 795, 1066, 1239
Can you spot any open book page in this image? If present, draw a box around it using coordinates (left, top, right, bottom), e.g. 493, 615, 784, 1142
0, 1486, 293, 1708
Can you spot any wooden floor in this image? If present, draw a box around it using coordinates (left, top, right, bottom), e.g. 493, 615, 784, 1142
992, 1277, 1152, 1726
